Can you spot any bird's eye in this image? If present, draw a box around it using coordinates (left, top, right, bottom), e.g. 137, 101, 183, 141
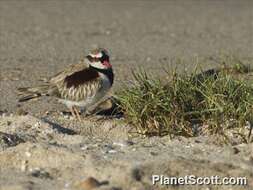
93, 57, 100, 62
86, 55, 101, 62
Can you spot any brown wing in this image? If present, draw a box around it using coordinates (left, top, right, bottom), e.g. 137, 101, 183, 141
48, 60, 100, 100
64, 67, 99, 88
50, 59, 90, 84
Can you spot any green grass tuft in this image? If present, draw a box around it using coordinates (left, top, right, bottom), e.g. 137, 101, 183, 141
116, 61, 253, 143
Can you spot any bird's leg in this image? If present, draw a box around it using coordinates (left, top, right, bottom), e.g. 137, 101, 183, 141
69, 107, 76, 119
73, 106, 82, 122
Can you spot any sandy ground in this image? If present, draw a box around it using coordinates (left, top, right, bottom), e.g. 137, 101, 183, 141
0, 0, 253, 190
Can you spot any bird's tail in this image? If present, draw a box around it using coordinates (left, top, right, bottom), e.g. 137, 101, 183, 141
17, 84, 50, 102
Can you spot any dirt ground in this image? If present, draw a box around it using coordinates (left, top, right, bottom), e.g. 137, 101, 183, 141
0, 0, 253, 190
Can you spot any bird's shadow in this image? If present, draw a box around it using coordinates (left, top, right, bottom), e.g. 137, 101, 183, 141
41, 118, 77, 135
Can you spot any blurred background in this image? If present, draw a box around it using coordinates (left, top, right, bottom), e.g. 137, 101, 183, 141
0, 0, 252, 115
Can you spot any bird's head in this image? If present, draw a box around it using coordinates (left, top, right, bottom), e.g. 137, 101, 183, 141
86, 48, 112, 70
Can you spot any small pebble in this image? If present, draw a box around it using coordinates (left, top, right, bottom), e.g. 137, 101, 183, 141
104, 144, 114, 149
64, 182, 70, 188
232, 147, 240, 154
29, 168, 52, 179
34, 122, 41, 128
63, 115, 71, 119
76, 177, 101, 190
113, 140, 134, 147
2, 113, 7, 117
108, 150, 117, 154
194, 139, 202, 143
25, 151, 32, 157
150, 151, 158, 156
105, 30, 111, 35
21, 160, 28, 172
131, 167, 143, 181
146, 57, 151, 62
81, 145, 89, 150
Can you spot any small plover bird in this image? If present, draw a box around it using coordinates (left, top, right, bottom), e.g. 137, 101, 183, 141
18, 48, 114, 121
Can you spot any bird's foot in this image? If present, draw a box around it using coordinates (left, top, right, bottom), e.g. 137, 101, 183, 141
73, 106, 82, 122
65, 107, 82, 122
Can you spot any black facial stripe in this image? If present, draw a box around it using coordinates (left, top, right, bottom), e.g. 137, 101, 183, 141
100, 54, 109, 62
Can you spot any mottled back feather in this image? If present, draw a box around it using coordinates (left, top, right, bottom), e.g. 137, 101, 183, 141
48, 59, 102, 101
64, 68, 99, 88
50, 59, 90, 84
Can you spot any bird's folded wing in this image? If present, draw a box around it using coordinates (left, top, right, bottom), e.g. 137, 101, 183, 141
49, 60, 100, 91
49, 60, 91, 84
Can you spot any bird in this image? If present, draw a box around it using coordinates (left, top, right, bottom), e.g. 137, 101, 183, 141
18, 48, 114, 121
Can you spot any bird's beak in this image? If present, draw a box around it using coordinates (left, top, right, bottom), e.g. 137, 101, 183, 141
102, 60, 112, 68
